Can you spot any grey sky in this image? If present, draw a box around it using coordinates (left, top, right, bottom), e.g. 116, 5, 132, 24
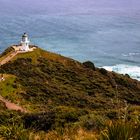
0, 0, 140, 15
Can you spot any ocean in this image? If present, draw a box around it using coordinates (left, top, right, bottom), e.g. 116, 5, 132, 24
0, 0, 140, 80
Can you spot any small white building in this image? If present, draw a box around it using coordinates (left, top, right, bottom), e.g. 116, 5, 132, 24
20, 33, 30, 51
12, 33, 36, 52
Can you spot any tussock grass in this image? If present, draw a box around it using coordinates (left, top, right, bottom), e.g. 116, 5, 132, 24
100, 121, 140, 140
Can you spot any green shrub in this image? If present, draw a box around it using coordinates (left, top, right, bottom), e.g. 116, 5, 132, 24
106, 111, 118, 119
125, 74, 130, 78
83, 61, 96, 70
0, 123, 30, 140
99, 68, 108, 75
78, 114, 107, 131
100, 122, 140, 140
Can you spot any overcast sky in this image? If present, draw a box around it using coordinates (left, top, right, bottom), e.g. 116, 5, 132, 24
0, 0, 140, 15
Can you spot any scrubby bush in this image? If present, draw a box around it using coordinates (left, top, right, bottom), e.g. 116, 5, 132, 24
78, 114, 107, 131
125, 74, 130, 78
99, 68, 108, 75
0, 123, 30, 140
1, 48, 140, 139
23, 111, 55, 131
83, 61, 96, 70
106, 110, 118, 119
23, 107, 87, 131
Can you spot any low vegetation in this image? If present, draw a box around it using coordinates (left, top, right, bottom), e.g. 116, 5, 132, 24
0, 47, 140, 139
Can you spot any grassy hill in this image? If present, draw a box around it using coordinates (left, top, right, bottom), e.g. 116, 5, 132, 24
0, 47, 140, 139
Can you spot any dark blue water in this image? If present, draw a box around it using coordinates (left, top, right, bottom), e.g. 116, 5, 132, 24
0, 0, 140, 79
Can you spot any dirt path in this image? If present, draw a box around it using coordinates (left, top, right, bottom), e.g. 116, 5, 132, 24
0, 95, 27, 112
0, 46, 36, 66
0, 51, 28, 112
0, 48, 36, 112
0, 51, 18, 65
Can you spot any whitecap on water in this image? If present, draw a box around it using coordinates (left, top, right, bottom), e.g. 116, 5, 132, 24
121, 52, 140, 57
102, 64, 140, 81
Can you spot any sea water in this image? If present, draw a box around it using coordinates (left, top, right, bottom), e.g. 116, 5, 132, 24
0, 0, 140, 80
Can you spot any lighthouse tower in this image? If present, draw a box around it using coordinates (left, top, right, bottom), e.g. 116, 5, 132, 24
21, 33, 30, 51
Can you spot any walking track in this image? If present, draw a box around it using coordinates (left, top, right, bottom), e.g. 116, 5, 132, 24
0, 96, 27, 112
0, 51, 18, 65
0, 50, 27, 113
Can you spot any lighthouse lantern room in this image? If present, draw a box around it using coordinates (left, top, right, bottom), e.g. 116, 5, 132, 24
21, 33, 30, 51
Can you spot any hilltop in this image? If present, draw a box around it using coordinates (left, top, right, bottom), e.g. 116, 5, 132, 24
0, 46, 140, 139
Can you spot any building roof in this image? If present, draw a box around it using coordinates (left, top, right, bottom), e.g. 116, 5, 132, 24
22, 33, 28, 38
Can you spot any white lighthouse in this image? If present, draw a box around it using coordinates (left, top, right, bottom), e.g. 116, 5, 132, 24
21, 33, 30, 51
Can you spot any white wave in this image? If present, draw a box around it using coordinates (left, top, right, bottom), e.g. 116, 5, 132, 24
122, 52, 140, 57
102, 64, 140, 81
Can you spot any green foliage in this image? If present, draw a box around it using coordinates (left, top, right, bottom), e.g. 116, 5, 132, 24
0, 123, 30, 140
23, 106, 87, 131
0, 111, 28, 140
0, 74, 24, 104
99, 68, 108, 75
100, 122, 140, 140
0, 75, 17, 97
106, 110, 118, 119
78, 114, 107, 131
83, 61, 96, 70
0, 47, 140, 139
1, 48, 140, 111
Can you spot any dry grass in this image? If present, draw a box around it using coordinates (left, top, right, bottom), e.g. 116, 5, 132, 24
45, 128, 98, 140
